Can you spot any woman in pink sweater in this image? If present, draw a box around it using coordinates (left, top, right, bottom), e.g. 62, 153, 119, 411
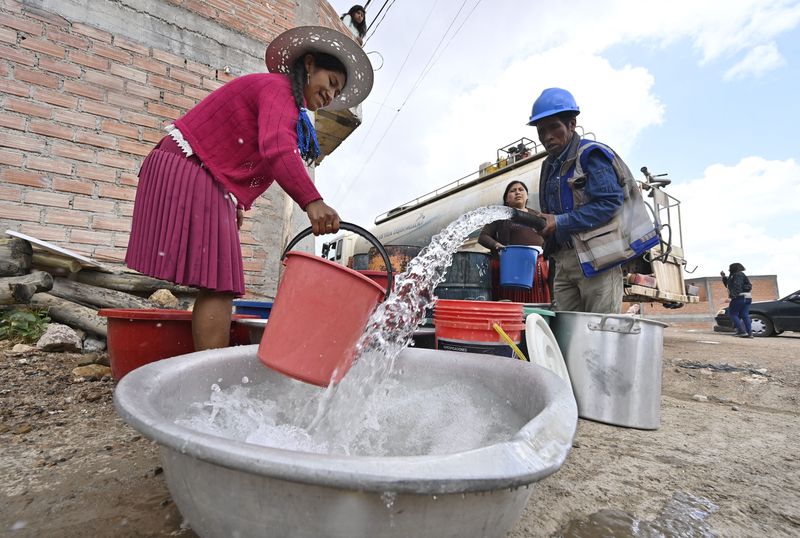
125, 26, 373, 350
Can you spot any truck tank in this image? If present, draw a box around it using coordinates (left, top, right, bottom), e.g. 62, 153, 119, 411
321, 135, 698, 307
347, 139, 548, 258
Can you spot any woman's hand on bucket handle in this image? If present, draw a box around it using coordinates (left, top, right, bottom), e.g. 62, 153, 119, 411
305, 199, 340, 236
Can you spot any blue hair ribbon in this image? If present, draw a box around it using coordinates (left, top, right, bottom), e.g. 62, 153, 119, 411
296, 107, 321, 162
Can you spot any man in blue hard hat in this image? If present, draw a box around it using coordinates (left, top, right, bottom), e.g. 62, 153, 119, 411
528, 88, 658, 313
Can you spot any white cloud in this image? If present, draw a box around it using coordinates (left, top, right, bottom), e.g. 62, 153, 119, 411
319, 0, 800, 297
724, 42, 786, 80
670, 157, 800, 295
422, 46, 664, 183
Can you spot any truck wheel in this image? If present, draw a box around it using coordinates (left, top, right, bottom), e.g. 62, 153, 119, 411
750, 314, 773, 337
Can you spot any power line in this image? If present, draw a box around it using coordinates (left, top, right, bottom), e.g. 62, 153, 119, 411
350, 0, 439, 155
333, 1, 482, 202
397, 0, 471, 109
364, 0, 390, 35
330, 0, 440, 201
411, 0, 484, 100
364, 0, 398, 45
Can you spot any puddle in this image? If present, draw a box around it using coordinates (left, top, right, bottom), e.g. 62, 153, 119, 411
555, 491, 718, 537
678, 361, 769, 377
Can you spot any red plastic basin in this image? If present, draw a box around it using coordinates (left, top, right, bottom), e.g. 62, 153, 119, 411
99, 309, 255, 380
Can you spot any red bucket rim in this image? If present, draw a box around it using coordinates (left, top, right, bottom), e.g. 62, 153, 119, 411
286, 251, 385, 296
99, 309, 258, 321
434, 318, 525, 331
435, 299, 523, 309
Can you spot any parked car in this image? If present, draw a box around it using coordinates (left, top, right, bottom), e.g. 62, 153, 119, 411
715, 290, 800, 336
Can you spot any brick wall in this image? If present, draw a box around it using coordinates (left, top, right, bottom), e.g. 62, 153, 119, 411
0, 0, 350, 296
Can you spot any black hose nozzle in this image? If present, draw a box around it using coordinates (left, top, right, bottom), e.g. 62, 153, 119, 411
510, 209, 546, 232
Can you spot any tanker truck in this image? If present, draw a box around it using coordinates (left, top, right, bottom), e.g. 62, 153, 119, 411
322, 133, 698, 307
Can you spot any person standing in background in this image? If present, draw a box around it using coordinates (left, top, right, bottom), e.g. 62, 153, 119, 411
341, 5, 367, 46
721, 263, 753, 337
479, 181, 550, 303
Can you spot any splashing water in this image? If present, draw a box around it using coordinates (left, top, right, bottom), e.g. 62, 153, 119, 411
177, 205, 517, 456
306, 205, 515, 450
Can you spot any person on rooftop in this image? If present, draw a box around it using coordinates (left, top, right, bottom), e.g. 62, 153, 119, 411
341, 5, 367, 46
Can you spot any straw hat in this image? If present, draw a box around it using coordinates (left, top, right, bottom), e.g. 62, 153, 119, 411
265, 25, 373, 110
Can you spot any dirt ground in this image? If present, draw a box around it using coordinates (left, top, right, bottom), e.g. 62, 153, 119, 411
1, 325, 798, 537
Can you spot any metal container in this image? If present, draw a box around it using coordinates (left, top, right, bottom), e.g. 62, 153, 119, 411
234, 318, 267, 344
115, 346, 577, 538
435, 251, 492, 301
367, 244, 421, 272
551, 312, 668, 430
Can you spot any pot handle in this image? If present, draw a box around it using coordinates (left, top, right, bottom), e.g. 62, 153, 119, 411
282, 222, 393, 300
588, 315, 641, 334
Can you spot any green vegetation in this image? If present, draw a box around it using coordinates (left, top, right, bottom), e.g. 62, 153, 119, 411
0, 308, 51, 343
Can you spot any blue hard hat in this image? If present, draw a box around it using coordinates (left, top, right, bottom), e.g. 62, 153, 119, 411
527, 88, 580, 125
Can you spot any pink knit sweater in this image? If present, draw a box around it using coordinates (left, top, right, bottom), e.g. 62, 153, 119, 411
174, 73, 322, 211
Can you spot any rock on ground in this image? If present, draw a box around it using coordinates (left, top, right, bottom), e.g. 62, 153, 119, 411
36, 323, 82, 352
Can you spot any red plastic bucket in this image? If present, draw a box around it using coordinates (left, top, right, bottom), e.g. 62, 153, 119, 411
258, 252, 385, 386
435, 318, 525, 358
357, 270, 392, 291
99, 309, 254, 380
435, 299, 524, 316
433, 300, 524, 358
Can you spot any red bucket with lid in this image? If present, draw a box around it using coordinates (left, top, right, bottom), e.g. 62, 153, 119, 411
433, 300, 525, 358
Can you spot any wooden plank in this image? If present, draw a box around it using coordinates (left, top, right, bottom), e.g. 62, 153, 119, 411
75, 270, 197, 295
6, 230, 110, 270
50, 277, 160, 310
0, 271, 53, 304
0, 237, 32, 276
30, 292, 107, 337
32, 252, 82, 273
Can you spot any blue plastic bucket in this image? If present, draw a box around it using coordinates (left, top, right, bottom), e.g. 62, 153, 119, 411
499, 246, 541, 289
233, 300, 273, 319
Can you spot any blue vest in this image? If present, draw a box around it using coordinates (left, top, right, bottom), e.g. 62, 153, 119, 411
538, 135, 659, 277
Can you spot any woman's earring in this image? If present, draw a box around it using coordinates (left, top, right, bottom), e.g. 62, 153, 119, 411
307, 73, 311, 84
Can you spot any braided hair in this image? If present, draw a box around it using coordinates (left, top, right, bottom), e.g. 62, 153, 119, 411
289, 52, 347, 165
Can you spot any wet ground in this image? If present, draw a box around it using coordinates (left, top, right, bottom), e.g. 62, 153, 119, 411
1, 325, 798, 537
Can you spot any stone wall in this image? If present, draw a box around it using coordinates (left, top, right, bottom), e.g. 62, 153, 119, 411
0, 0, 349, 297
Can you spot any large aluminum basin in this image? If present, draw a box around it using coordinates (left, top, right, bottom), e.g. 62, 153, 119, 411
114, 346, 577, 538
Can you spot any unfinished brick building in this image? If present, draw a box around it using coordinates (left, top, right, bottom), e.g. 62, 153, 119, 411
0, 0, 357, 297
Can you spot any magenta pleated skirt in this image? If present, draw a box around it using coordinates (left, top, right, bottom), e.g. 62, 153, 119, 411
125, 136, 245, 295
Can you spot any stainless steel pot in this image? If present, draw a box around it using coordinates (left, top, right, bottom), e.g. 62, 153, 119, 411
551, 312, 668, 430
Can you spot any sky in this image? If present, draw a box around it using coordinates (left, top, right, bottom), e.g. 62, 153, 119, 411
318, 0, 800, 297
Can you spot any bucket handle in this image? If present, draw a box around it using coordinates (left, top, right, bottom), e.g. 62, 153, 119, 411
588, 315, 641, 334
282, 222, 393, 299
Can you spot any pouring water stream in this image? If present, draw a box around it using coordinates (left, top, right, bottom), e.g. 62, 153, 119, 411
306, 205, 515, 447
178, 205, 518, 455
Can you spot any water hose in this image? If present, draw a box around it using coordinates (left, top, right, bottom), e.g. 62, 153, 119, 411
493, 323, 528, 362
